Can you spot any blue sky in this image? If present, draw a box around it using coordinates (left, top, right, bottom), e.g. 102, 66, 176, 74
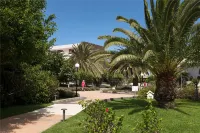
45, 0, 145, 46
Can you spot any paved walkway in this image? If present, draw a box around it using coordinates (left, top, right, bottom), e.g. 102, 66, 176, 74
0, 91, 134, 133
78, 90, 134, 100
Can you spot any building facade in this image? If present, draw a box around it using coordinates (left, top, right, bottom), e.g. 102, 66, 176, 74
186, 67, 200, 78
50, 43, 79, 58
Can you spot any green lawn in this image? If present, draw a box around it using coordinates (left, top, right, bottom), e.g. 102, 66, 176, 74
44, 99, 200, 133
0, 103, 51, 119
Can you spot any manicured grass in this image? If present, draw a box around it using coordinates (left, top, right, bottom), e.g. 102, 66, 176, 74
0, 103, 52, 119
44, 99, 200, 133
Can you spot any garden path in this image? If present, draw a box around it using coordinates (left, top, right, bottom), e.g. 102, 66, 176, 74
0, 91, 134, 133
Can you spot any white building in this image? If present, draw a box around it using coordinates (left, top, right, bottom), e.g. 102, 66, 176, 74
50, 43, 79, 57
186, 67, 200, 78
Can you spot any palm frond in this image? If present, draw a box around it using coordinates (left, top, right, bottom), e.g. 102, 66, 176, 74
111, 54, 139, 66
116, 16, 129, 23
104, 37, 130, 49
113, 28, 142, 44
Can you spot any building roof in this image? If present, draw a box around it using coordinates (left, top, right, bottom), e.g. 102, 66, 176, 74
50, 43, 80, 51
50, 42, 103, 51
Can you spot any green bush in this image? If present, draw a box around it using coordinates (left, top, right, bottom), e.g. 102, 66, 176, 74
1, 69, 25, 107
58, 87, 100, 91
116, 86, 132, 91
56, 89, 77, 98
112, 90, 117, 93
176, 84, 195, 99
20, 64, 59, 104
134, 100, 162, 133
138, 86, 155, 99
102, 89, 109, 93
79, 100, 123, 133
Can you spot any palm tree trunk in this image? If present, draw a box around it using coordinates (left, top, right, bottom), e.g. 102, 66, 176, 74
155, 72, 176, 108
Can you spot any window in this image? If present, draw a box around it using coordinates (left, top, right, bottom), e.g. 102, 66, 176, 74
69, 49, 73, 54
57, 50, 64, 53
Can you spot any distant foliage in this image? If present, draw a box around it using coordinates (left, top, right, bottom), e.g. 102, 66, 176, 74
133, 100, 162, 133
107, 72, 124, 87
75, 70, 94, 85
79, 100, 123, 133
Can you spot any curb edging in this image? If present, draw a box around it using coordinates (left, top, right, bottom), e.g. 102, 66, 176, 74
53, 97, 86, 104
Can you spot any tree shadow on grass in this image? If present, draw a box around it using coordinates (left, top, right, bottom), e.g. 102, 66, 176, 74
107, 98, 193, 116
172, 108, 190, 115
106, 98, 148, 115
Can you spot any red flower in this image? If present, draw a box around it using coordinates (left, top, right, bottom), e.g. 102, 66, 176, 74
105, 108, 109, 112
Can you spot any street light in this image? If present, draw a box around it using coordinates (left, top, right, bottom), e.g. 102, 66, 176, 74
75, 63, 80, 97
192, 78, 199, 100
141, 73, 144, 87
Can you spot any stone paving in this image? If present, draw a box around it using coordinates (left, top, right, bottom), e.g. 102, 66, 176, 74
0, 90, 134, 133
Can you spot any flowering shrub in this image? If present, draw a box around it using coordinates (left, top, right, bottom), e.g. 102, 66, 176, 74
79, 99, 123, 133
133, 100, 162, 133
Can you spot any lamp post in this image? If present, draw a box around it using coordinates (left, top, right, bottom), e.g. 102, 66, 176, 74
75, 63, 80, 97
141, 73, 144, 87
192, 78, 199, 100
181, 73, 182, 89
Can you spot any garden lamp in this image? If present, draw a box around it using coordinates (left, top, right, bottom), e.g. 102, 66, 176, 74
75, 63, 80, 96
192, 78, 199, 100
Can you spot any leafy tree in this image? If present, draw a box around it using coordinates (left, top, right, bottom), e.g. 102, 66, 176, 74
43, 51, 65, 77
0, 0, 56, 67
99, 0, 200, 108
74, 70, 94, 85
0, 0, 57, 106
58, 59, 75, 85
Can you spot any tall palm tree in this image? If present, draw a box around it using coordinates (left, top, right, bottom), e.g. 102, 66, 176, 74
99, 0, 200, 108
70, 42, 105, 77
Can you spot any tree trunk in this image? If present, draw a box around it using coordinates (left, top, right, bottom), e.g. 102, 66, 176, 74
155, 73, 176, 108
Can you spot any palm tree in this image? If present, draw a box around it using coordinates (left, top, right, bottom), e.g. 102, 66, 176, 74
99, 37, 148, 85
99, 0, 200, 108
70, 42, 105, 77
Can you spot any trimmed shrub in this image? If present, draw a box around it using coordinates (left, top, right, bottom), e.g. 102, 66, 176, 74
138, 86, 155, 99
134, 100, 162, 133
79, 100, 123, 133
176, 84, 195, 99
102, 89, 109, 93
1, 64, 59, 106
58, 87, 100, 91
116, 86, 132, 91
112, 90, 117, 93
56, 88, 78, 98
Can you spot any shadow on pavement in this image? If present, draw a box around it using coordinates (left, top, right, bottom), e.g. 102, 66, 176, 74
0, 107, 53, 133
